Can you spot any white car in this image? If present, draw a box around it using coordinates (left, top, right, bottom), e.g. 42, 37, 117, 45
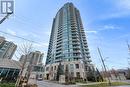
37, 78, 43, 81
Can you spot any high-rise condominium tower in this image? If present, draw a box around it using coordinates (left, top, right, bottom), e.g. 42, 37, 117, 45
0, 36, 17, 59
45, 3, 93, 80
19, 51, 44, 77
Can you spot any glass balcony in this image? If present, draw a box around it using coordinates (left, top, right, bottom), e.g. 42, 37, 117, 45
86, 59, 92, 62
72, 43, 80, 46
56, 42, 62, 46
73, 46, 80, 50
72, 38, 80, 42
72, 35, 78, 38
57, 39, 62, 43
73, 50, 81, 53
56, 46, 62, 50
85, 51, 90, 54
87, 55, 91, 58
55, 54, 62, 58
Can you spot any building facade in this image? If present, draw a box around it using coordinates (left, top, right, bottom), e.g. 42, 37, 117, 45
0, 36, 17, 59
0, 59, 21, 83
19, 51, 44, 79
19, 51, 44, 65
45, 3, 93, 81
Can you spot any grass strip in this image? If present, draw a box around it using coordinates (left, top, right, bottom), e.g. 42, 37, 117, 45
0, 83, 15, 87
81, 82, 130, 87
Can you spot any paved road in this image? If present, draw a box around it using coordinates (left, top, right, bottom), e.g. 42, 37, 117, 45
110, 85, 130, 87
37, 80, 80, 87
37, 80, 130, 87
121, 80, 130, 83
111, 80, 130, 83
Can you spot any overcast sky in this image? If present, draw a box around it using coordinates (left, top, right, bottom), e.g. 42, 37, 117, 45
0, 0, 130, 70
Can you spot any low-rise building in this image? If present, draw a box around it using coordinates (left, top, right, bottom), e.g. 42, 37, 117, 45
0, 59, 21, 83
19, 51, 44, 80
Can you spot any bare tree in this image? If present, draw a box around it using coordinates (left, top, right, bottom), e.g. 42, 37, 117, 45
15, 42, 33, 87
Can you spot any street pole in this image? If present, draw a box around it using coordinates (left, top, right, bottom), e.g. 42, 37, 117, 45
126, 41, 130, 65
97, 47, 111, 85
126, 40, 130, 53
126, 41, 130, 79
0, 13, 12, 24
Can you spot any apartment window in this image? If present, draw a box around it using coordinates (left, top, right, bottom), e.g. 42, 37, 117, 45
76, 72, 80, 78
75, 64, 79, 69
70, 72, 74, 77
69, 64, 74, 70
54, 66, 56, 70
74, 58, 79, 61
73, 53, 80, 56
61, 65, 64, 70
46, 67, 49, 71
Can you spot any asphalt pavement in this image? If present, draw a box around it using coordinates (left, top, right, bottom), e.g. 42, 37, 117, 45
37, 80, 130, 87
37, 80, 80, 87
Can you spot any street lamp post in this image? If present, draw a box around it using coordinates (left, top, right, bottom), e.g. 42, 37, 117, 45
97, 47, 111, 86
0, 13, 13, 24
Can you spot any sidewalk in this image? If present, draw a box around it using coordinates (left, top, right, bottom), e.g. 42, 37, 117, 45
43, 80, 59, 84
76, 80, 130, 86
76, 82, 107, 86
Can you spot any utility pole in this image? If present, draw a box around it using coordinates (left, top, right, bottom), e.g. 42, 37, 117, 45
97, 47, 111, 85
126, 40, 130, 55
0, 13, 13, 24
126, 40, 130, 79
126, 40, 130, 66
